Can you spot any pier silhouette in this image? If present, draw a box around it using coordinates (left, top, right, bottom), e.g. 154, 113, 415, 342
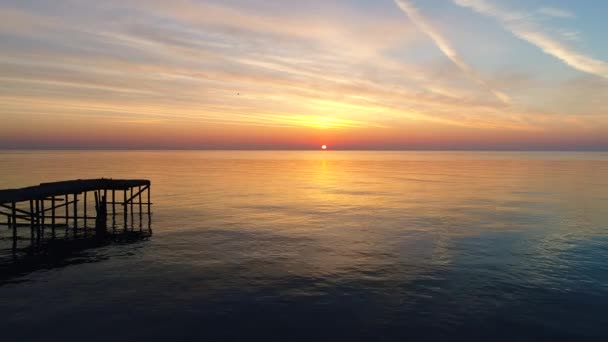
0, 179, 153, 274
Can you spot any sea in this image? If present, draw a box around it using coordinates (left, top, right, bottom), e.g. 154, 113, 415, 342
0, 150, 607, 341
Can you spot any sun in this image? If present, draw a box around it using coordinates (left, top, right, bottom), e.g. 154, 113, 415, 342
321, 145, 327, 150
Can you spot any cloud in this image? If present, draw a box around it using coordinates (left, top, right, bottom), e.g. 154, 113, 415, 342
538, 7, 575, 19
453, 0, 608, 79
394, 0, 511, 104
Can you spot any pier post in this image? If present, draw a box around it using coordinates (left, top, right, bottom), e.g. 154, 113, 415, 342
12, 202, 17, 251
112, 189, 116, 228
94, 191, 99, 233
84, 191, 88, 235
147, 185, 151, 214
124, 190, 128, 230
30, 200, 35, 245
40, 199, 45, 240
73, 193, 78, 237
35, 199, 40, 245
51, 196, 56, 239
130, 187, 134, 229
138, 186, 143, 228
103, 189, 108, 232
147, 186, 152, 233
65, 194, 69, 236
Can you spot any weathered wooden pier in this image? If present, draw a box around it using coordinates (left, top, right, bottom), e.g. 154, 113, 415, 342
0, 178, 152, 257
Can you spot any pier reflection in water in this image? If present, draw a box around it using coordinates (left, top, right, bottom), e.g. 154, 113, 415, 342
0, 229, 151, 285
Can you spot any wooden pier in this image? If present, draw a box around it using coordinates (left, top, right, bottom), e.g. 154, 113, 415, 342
0, 179, 152, 256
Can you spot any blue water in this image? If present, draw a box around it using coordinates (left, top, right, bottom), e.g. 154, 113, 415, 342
0, 151, 607, 341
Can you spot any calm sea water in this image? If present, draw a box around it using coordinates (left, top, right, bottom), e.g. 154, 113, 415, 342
0, 151, 607, 341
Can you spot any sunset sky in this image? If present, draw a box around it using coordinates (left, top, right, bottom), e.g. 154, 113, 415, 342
1, 0, 607, 149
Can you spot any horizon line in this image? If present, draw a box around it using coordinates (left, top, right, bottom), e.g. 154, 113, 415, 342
1, 148, 608, 152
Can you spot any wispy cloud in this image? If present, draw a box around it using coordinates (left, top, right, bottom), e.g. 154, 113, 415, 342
538, 7, 575, 19
453, 0, 608, 79
394, 0, 511, 104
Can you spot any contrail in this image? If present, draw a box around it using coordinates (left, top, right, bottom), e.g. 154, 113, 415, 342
453, 0, 608, 79
394, 0, 511, 104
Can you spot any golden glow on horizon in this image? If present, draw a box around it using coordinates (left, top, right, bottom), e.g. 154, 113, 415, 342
322, 145, 327, 150
273, 115, 380, 130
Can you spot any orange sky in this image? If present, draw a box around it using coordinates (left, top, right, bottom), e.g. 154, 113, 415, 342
1, 0, 607, 149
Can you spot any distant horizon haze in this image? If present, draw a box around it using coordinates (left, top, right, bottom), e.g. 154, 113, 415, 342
1, 147, 608, 152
